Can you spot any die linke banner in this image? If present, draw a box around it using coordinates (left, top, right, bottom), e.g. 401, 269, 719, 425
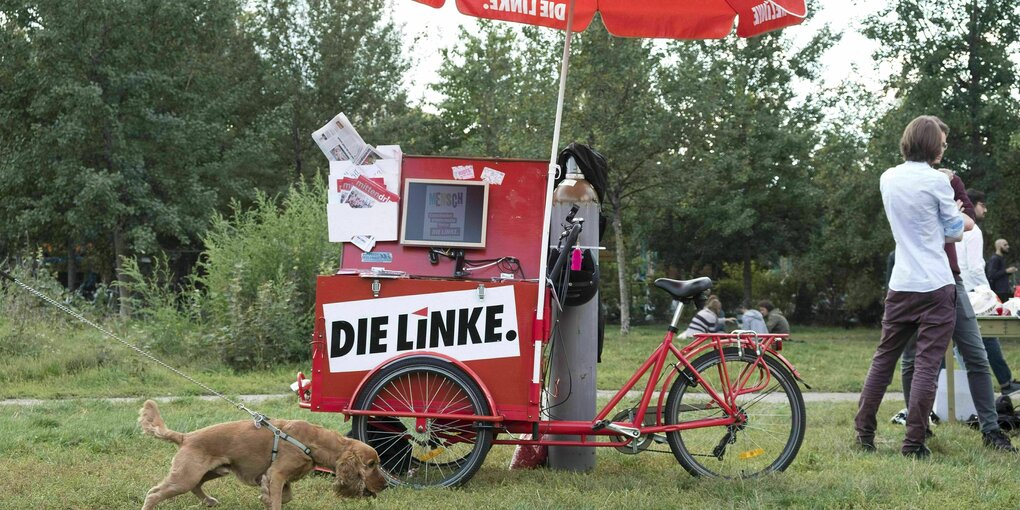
425, 0, 806, 39
324, 287, 521, 373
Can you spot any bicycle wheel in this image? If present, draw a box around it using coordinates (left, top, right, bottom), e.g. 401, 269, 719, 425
350, 357, 493, 488
664, 348, 805, 478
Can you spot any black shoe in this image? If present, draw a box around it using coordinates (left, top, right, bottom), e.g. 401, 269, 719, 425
855, 437, 876, 452
983, 430, 1019, 452
902, 444, 932, 459
1001, 380, 1020, 396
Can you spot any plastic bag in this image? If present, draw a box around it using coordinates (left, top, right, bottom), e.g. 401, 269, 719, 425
968, 285, 1000, 316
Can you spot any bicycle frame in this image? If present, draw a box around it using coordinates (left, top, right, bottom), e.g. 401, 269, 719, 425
489, 301, 795, 447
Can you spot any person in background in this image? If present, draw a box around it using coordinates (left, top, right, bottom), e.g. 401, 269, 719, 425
758, 300, 790, 334
987, 239, 1016, 303
956, 191, 1020, 396
727, 304, 769, 334
679, 296, 724, 338
855, 115, 963, 459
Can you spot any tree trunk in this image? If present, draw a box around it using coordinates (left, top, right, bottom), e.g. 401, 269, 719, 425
114, 227, 130, 318
742, 244, 752, 308
291, 112, 303, 180
611, 211, 630, 335
66, 242, 77, 294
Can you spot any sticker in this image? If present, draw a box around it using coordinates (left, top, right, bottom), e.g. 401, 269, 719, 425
323, 286, 521, 372
361, 252, 393, 263
452, 165, 475, 180
481, 167, 505, 185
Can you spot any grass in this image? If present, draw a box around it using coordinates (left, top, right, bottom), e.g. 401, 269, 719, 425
6, 312, 1020, 400
2, 397, 1020, 509
5, 309, 1020, 508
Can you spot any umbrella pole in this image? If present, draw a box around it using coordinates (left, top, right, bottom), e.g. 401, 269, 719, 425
532, 0, 575, 387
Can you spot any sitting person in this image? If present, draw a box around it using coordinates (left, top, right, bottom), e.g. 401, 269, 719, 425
679, 296, 724, 338
759, 300, 790, 334
726, 304, 769, 334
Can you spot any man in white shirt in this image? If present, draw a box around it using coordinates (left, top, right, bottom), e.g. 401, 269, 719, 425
956, 189, 1020, 395
855, 115, 964, 459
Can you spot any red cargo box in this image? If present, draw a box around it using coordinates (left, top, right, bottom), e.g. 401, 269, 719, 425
309, 275, 549, 422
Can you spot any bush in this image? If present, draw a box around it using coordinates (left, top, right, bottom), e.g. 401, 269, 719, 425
115, 255, 203, 358
196, 179, 335, 370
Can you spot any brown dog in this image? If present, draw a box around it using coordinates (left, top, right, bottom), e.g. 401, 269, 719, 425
138, 400, 386, 509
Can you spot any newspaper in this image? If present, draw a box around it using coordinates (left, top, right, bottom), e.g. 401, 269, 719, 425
312, 112, 380, 165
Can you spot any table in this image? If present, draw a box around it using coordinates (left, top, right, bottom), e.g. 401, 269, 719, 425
944, 316, 1020, 423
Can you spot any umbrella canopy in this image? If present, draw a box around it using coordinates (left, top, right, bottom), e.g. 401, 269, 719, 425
413, 0, 807, 38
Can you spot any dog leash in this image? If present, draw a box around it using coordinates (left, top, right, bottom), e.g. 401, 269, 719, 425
0, 269, 313, 461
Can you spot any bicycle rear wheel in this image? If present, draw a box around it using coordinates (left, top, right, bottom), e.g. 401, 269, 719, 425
350, 357, 493, 488
664, 348, 805, 478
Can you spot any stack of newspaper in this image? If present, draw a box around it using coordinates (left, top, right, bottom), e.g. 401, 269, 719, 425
312, 112, 382, 166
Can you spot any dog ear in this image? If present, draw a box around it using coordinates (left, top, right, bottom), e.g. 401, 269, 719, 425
332, 451, 365, 498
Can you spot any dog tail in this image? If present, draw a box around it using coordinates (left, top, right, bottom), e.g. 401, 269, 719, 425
138, 400, 185, 446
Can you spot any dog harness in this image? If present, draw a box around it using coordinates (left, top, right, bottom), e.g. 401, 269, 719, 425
252, 415, 312, 462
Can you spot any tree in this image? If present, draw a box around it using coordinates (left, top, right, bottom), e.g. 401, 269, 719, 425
862, 1, 1020, 246
0, 0, 274, 313
246, 0, 413, 180
652, 28, 834, 307
432, 21, 555, 158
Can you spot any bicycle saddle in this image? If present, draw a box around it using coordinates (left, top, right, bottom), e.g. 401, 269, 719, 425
654, 277, 713, 301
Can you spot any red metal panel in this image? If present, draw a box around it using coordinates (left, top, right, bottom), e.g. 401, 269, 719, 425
340, 155, 548, 280
310, 275, 546, 422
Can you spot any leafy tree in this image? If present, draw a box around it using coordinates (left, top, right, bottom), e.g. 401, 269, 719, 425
246, 0, 412, 179
862, 1, 1020, 247
652, 28, 834, 307
0, 0, 274, 315
432, 21, 555, 158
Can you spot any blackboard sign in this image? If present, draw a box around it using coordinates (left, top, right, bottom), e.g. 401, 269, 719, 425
400, 179, 489, 249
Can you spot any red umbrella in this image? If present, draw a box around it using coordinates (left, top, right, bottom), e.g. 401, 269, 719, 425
406, 0, 808, 386
414, 0, 806, 38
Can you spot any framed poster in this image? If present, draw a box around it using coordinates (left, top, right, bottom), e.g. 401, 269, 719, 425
400, 179, 489, 249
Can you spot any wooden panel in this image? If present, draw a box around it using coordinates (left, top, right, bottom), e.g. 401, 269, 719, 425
977, 316, 1020, 338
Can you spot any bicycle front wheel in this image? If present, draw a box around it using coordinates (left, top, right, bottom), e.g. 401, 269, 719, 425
664, 348, 805, 478
350, 357, 493, 488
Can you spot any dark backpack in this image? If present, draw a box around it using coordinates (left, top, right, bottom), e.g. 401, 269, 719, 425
969, 394, 1020, 431
996, 395, 1020, 431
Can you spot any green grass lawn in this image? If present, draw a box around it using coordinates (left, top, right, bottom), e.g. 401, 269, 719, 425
5, 313, 1020, 508
6, 315, 1020, 399
2, 397, 1019, 509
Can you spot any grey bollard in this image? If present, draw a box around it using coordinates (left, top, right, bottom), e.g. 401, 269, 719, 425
547, 159, 599, 471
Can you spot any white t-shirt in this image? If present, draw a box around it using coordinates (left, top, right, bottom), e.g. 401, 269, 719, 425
956, 223, 989, 291
881, 161, 964, 292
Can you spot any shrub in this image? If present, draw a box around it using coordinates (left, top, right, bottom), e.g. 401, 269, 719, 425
115, 255, 203, 358
196, 179, 335, 370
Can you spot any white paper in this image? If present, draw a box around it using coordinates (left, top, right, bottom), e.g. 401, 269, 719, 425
312, 112, 377, 164
481, 167, 505, 185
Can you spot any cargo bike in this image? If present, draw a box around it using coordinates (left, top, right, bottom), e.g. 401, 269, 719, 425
297, 204, 807, 488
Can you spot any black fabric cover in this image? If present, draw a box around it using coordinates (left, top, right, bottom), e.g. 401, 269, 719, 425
556, 143, 609, 240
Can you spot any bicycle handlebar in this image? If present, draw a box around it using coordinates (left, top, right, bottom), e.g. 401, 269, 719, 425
547, 213, 584, 285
